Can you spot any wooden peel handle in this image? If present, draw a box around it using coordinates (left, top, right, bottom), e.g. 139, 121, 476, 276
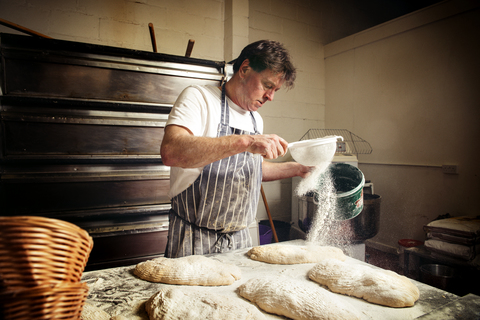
148, 23, 157, 52
185, 39, 194, 57
261, 185, 279, 243
0, 18, 52, 38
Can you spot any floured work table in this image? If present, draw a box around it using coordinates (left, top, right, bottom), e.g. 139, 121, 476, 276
81, 240, 480, 319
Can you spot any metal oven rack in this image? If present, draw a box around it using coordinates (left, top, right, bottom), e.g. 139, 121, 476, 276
0, 33, 226, 270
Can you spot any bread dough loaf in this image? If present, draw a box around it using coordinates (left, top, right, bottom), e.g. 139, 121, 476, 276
81, 302, 111, 320
238, 276, 361, 320
145, 287, 266, 320
134, 255, 241, 286
247, 244, 346, 264
308, 259, 420, 307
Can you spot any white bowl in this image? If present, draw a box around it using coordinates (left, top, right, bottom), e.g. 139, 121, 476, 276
288, 135, 343, 166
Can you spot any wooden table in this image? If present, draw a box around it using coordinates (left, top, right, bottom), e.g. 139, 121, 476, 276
81, 240, 479, 319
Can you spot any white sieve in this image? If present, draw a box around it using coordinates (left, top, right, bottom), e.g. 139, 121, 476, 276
288, 135, 343, 166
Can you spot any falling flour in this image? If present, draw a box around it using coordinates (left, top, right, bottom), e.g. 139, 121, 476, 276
295, 162, 349, 250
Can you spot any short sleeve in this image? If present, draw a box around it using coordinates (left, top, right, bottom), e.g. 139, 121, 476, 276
166, 86, 208, 137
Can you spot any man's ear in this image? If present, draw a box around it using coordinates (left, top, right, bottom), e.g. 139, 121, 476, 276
239, 59, 251, 78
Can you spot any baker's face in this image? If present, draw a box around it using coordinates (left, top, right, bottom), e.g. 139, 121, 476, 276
238, 63, 285, 112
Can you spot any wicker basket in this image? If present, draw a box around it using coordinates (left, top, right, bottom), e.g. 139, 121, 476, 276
0, 282, 89, 320
0, 216, 93, 290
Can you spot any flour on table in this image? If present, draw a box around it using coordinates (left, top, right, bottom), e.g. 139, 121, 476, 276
309, 258, 420, 308
145, 287, 266, 320
247, 244, 346, 264
134, 255, 241, 286
238, 276, 361, 320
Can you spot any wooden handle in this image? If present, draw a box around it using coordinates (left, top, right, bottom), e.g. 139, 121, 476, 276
0, 18, 52, 38
185, 39, 195, 57
148, 23, 157, 53
261, 185, 279, 243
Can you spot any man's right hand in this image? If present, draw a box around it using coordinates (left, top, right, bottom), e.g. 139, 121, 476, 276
246, 134, 288, 159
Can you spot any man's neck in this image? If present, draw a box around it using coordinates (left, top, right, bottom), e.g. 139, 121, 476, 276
224, 77, 242, 107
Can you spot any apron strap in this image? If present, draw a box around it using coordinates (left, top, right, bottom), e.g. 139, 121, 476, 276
220, 84, 229, 131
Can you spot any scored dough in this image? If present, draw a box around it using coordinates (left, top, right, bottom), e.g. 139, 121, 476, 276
80, 302, 111, 320
134, 255, 241, 286
308, 259, 420, 308
238, 276, 361, 320
247, 244, 346, 264
145, 287, 266, 320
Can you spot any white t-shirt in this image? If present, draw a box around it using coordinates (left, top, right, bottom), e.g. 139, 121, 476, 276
165, 85, 264, 198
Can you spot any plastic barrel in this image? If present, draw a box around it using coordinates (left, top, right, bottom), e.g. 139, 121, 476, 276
258, 224, 273, 245
259, 220, 292, 243
317, 163, 365, 220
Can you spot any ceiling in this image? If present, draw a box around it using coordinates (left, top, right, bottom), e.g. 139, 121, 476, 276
324, 0, 445, 44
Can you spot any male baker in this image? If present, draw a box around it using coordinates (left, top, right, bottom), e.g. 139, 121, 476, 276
160, 40, 310, 257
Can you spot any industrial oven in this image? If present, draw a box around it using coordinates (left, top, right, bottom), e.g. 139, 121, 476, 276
0, 33, 226, 270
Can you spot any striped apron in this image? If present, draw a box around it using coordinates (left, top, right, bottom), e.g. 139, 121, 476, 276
165, 85, 262, 258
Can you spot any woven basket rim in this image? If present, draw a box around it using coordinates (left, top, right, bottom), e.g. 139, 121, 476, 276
0, 216, 93, 291
0, 216, 92, 240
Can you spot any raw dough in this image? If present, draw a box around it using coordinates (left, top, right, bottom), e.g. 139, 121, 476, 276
308, 259, 420, 307
238, 276, 361, 320
81, 302, 111, 320
145, 287, 266, 320
134, 255, 241, 286
247, 244, 346, 264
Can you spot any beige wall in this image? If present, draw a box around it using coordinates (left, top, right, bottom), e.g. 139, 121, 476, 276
249, 1, 326, 222
0, 0, 225, 60
325, 0, 480, 252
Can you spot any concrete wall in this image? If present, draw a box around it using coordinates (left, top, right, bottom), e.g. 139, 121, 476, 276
325, 0, 480, 252
249, 1, 326, 222
0, 0, 225, 60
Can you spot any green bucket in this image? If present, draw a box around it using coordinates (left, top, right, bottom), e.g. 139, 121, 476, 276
320, 163, 365, 220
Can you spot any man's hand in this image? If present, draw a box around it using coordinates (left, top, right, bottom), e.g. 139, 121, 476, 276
246, 134, 288, 159
262, 161, 313, 181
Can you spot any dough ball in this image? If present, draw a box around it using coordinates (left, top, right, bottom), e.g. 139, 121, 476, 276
134, 255, 241, 286
238, 276, 361, 320
247, 244, 346, 264
81, 302, 111, 320
145, 287, 266, 320
309, 258, 420, 307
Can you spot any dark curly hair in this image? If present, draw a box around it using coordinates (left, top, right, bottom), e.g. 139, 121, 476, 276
232, 40, 296, 89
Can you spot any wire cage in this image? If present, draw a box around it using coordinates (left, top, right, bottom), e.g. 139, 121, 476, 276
299, 129, 372, 157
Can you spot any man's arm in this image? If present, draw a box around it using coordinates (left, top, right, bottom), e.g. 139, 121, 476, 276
160, 125, 289, 168
262, 160, 311, 182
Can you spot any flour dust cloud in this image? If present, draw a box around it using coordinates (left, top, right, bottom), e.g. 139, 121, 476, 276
295, 164, 352, 251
